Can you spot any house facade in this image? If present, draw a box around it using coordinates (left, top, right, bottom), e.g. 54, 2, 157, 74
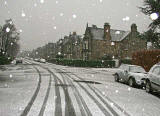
82, 23, 147, 60
61, 32, 83, 59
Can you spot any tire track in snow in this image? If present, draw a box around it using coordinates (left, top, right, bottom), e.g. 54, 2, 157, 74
57, 69, 92, 116
37, 65, 62, 116
39, 65, 76, 116
38, 73, 52, 116
71, 72, 130, 116
57, 69, 112, 116
20, 66, 41, 116
25, 61, 62, 115
22, 61, 54, 116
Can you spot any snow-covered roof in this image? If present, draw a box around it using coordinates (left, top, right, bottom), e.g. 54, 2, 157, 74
89, 27, 130, 41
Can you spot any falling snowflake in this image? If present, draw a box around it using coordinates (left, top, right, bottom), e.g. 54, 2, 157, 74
4, 83, 8, 88
150, 13, 159, 20
106, 29, 109, 32
110, 103, 114, 107
54, 96, 57, 99
111, 42, 115, 46
72, 14, 77, 19
102, 91, 105, 95
53, 26, 57, 30
19, 29, 23, 33
34, 3, 37, 7
6, 27, 10, 32
112, 56, 115, 59
115, 90, 119, 93
40, 0, 44, 4
115, 31, 120, 34
125, 16, 130, 21
9, 20, 13, 24
60, 13, 64, 16
11, 43, 13, 45
21, 12, 26, 17
4, 1, 7, 5
99, 0, 103, 3
19, 107, 23, 111
9, 74, 13, 78
122, 16, 130, 21
56, 1, 59, 4
128, 87, 131, 91
142, 108, 145, 112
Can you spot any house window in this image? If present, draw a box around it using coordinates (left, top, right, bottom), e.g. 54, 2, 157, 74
84, 41, 88, 49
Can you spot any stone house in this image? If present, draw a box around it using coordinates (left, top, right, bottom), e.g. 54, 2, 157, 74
62, 32, 83, 59
55, 39, 63, 57
82, 23, 147, 60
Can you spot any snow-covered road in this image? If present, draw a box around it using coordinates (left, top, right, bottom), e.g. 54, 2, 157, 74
0, 60, 160, 116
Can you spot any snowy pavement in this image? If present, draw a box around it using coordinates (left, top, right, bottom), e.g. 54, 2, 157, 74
0, 60, 160, 116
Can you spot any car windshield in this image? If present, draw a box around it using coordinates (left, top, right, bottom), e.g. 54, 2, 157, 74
129, 66, 146, 73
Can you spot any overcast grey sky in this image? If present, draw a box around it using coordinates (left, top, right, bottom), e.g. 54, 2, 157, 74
0, 0, 151, 50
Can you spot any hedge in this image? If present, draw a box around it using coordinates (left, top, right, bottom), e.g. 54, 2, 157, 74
0, 55, 12, 65
47, 58, 115, 68
132, 49, 160, 72
120, 59, 132, 65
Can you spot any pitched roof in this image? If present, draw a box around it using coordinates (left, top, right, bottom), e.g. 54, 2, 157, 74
88, 27, 130, 41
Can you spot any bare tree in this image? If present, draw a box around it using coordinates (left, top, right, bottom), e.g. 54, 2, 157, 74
0, 19, 20, 58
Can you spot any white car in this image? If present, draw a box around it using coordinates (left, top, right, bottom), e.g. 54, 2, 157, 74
145, 63, 160, 93
39, 58, 46, 63
113, 64, 147, 87
34, 58, 39, 62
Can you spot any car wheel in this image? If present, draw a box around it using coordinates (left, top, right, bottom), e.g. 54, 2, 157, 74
146, 81, 152, 93
115, 75, 119, 82
128, 78, 135, 87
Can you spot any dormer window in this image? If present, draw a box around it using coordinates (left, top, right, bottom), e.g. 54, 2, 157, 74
83, 41, 88, 49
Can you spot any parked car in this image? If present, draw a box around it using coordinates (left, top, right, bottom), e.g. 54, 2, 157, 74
39, 58, 46, 63
145, 63, 160, 93
34, 58, 39, 62
113, 64, 147, 87
16, 58, 23, 64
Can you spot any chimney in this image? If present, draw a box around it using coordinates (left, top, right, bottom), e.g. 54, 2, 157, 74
73, 32, 77, 35
104, 22, 111, 40
92, 25, 97, 28
131, 23, 137, 32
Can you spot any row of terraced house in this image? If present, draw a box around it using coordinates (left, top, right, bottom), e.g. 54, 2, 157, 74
33, 22, 147, 61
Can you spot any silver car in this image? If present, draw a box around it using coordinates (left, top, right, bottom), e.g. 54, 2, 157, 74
114, 64, 147, 87
145, 63, 160, 93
